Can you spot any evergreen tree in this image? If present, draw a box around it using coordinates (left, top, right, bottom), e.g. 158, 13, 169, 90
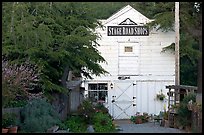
2, 2, 107, 99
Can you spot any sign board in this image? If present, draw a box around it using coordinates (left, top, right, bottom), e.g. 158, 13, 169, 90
107, 18, 149, 36
107, 26, 149, 36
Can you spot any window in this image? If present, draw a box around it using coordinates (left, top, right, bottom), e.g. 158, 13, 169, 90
88, 83, 108, 103
124, 46, 133, 52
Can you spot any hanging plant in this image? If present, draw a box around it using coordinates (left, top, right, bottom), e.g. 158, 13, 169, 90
156, 90, 166, 101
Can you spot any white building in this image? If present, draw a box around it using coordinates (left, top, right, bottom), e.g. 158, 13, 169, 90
82, 5, 175, 119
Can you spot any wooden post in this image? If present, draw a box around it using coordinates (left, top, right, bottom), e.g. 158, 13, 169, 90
175, 2, 180, 103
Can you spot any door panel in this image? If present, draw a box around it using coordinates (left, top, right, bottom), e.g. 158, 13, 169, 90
110, 80, 136, 119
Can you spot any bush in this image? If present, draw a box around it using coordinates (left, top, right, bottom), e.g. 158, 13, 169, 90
62, 116, 87, 133
77, 99, 95, 124
20, 98, 60, 133
95, 103, 109, 114
2, 113, 17, 128
6, 100, 28, 108
93, 112, 116, 133
177, 93, 196, 127
2, 59, 40, 107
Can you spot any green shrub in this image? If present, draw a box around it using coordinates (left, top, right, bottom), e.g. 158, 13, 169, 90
130, 115, 136, 123
20, 98, 60, 133
63, 116, 87, 133
2, 113, 17, 128
77, 99, 95, 124
6, 100, 28, 108
95, 103, 109, 114
177, 93, 196, 127
93, 112, 116, 133
58, 122, 68, 130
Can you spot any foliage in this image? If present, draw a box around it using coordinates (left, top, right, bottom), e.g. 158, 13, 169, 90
62, 116, 87, 133
2, 2, 107, 99
6, 100, 28, 108
163, 111, 168, 120
146, 2, 201, 86
77, 99, 96, 124
58, 122, 67, 130
2, 59, 40, 107
177, 93, 196, 127
94, 103, 109, 114
20, 98, 60, 133
2, 113, 17, 128
93, 112, 116, 133
58, 99, 115, 133
130, 112, 149, 124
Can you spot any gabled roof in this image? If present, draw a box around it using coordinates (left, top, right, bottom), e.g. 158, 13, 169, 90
103, 5, 152, 25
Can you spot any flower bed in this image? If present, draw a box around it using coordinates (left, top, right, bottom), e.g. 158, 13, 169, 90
58, 99, 116, 133
130, 113, 149, 124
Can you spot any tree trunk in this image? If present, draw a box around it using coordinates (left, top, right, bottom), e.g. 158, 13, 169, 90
196, 37, 202, 104
10, 2, 15, 33
196, 12, 202, 104
61, 66, 69, 88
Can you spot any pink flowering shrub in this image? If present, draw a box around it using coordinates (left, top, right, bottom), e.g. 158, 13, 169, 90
2, 59, 41, 107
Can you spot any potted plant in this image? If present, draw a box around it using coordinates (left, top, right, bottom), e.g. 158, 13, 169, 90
135, 116, 143, 124
2, 113, 18, 133
156, 90, 166, 101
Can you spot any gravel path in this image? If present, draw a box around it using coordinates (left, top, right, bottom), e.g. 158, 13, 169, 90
114, 120, 187, 133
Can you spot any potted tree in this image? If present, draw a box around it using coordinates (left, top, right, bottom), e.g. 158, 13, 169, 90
2, 113, 18, 133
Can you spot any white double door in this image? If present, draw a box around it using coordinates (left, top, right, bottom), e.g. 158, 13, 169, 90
108, 80, 136, 119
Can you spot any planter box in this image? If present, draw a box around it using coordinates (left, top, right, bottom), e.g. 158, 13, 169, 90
2, 128, 8, 133
135, 118, 142, 124
8, 126, 18, 133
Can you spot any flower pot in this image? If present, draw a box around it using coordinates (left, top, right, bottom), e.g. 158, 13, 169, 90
2, 128, 8, 133
135, 118, 142, 124
8, 126, 18, 133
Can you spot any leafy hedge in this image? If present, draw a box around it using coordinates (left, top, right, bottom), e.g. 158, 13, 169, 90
177, 93, 196, 127
61, 116, 87, 133
93, 112, 116, 133
20, 98, 60, 133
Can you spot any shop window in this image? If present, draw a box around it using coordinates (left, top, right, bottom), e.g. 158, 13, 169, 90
88, 83, 108, 103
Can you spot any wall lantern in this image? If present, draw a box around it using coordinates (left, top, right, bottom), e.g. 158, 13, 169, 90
110, 83, 113, 89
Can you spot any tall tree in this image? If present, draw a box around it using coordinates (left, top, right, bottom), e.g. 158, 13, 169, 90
144, 2, 201, 87
2, 2, 107, 99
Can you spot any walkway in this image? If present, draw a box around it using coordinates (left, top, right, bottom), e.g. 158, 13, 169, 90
113, 119, 187, 133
